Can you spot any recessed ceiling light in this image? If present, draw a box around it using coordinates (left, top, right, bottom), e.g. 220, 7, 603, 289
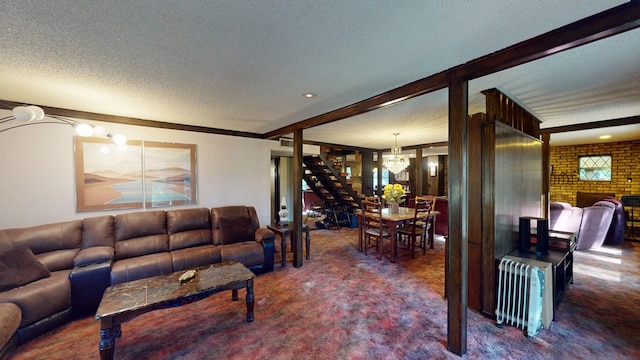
600, 135, 611, 139
302, 92, 317, 98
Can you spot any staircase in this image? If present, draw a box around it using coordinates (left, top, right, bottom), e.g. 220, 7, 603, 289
303, 155, 362, 217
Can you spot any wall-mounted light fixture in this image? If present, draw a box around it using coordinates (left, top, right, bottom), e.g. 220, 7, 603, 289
429, 162, 438, 177
1, 105, 127, 145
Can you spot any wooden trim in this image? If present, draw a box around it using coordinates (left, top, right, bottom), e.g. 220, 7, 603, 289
540, 115, 640, 134
0, 100, 263, 139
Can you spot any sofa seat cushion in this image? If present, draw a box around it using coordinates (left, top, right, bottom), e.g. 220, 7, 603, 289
170, 245, 221, 272
0, 246, 51, 292
73, 246, 115, 267
110, 253, 173, 285
220, 242, 264, 267
0, 270, 71, 328
0, 302, 21, 349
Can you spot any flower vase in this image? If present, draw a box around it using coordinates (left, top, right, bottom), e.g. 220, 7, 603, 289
390, 202, 399, 214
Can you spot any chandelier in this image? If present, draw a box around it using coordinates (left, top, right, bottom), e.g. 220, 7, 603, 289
383, 133, 410, 174
1, 104, 127, 145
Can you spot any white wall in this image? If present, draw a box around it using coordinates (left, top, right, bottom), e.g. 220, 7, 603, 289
0, 110, 273, 228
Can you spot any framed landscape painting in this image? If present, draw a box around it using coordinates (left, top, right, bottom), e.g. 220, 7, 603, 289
143, 141, 197, 208
75, 137, 144, 211
74, 138, 197, 212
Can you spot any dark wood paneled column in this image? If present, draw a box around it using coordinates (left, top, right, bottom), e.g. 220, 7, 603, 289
416, 147, 423, 196
447, 76, 468, 356
467, 113, 484, 311
542, 133, 551, 218
292, 129, 303, 268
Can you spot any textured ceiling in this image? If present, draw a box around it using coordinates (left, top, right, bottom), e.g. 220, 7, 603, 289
1, 0, 638, 150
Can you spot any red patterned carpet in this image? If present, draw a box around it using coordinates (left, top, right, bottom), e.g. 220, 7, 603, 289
8, 226, 640, 359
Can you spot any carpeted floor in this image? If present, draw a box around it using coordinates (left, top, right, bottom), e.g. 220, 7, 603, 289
8, 226, 640, 359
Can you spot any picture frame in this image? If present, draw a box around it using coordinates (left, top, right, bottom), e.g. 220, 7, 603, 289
143, 141, 197, 208
74, 137, 144, 212
74, 137, 197, 212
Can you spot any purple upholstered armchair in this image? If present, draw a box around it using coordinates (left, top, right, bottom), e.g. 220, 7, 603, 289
576, 205, 615, 250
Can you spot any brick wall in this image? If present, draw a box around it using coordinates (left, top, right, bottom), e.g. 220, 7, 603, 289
550, 139, 640, 205
346, 160, 362, 195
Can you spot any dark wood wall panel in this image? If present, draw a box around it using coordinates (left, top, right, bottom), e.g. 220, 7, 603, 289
480, 121, 542, 316
482, 88, 541, 139
467, 113, 484, 311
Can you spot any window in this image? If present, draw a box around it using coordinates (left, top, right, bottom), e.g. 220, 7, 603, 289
372, 167, 389, 190
579, 155, 611, 181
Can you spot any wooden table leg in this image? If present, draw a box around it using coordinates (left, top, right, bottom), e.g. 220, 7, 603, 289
246, 279, 254, 322
429, 215, 436, 249
358, 215, 363, 252
99, 319, 120, 360
305, 228, 311, 260
281, 233, 287, 267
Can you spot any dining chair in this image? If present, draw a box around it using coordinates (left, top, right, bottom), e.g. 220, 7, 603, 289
395, 195, 437, 258
361, 199, 390, 259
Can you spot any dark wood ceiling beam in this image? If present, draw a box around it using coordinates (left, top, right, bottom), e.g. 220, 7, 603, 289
300, 139, 378, 153
265, 1, 640, 141
460, 1, 640, 80
263, 72, 450, 139
0, 100, 263, 139
540, 115, 640, 134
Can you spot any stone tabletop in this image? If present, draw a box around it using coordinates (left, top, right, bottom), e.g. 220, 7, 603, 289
95, 260, 254, 320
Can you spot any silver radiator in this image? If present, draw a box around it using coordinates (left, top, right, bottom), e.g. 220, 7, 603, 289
495, 256, 553, 337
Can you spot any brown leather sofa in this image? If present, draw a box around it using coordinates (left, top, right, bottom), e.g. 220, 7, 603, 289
0, 206, 274, 358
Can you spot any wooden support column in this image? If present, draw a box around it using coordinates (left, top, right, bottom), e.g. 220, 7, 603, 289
447, 75, 468, 356
542, 133, 551, 218
292, 129, 303, 268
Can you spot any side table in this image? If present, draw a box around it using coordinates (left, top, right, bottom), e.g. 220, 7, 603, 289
267, 223, 310, 267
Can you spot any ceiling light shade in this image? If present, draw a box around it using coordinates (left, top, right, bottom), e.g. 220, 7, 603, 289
2, 105, 127, 144
75, 123, 94, 137
111, 134, 127, 145
93, 125, 108, 137
12, 106, 35, 121
383, 133, 410, 174
27, 105, 45, 121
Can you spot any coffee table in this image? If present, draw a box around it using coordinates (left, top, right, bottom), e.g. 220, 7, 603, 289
94, 260, 255, 360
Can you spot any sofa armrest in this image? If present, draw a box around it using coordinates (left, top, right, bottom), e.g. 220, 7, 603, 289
69, 261, 112, 317
254, 227, 275, 243
255, 228, 275, 274
73, 246, 114, 267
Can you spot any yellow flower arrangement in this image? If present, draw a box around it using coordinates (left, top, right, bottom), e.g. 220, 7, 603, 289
382, 183, 406, 203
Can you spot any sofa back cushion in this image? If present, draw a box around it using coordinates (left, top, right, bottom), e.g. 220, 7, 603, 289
81, 215, 115, 249
549, 202, 583, 234
114, 211, 169, 260
167, 208, 213, 251
0, 220, 82, 272
576, 206, 615, 250
211, 206, 258, 245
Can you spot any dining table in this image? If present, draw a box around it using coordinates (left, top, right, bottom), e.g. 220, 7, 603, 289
355, 206, 439, 262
